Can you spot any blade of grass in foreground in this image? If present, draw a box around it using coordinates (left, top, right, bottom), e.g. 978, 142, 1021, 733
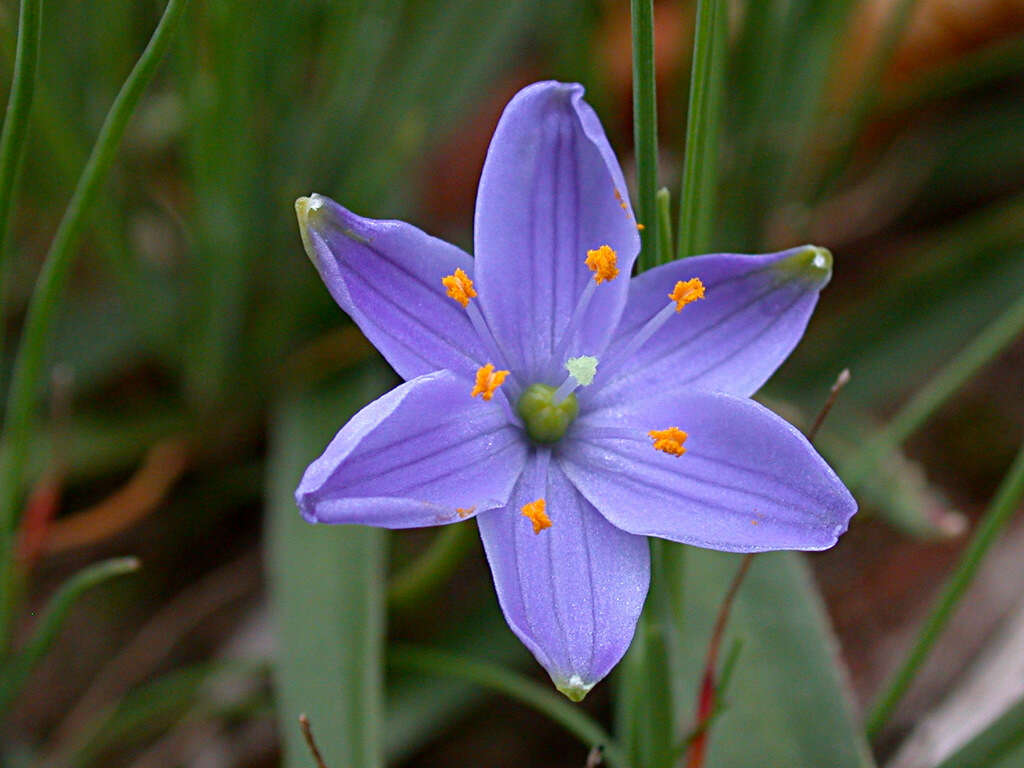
867, 441, 1024, 738
266, 366, 391, 768
676, 0, 726, 260
0, 0, 190, 651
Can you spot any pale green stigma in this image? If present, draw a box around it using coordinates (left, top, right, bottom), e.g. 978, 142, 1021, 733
565, 355, 598, 386
517, 384, 579, 444
773, 245, 833, 287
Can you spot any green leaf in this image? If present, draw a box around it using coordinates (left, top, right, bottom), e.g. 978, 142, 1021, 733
265, 365, 391, 768
674, 550, 874, 768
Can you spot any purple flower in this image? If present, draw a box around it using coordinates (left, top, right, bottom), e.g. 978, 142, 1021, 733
294, 81, 856, 700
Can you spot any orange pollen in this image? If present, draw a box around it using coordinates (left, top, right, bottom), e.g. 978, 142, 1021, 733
442, 268, 477, 307
648, 427, 688, 457
669, 278, 705, 312
585, 245, 620, 284
470, 363, 509, 401
456, 506, 476, 519
521, 498, 551, 534
636, 223, 645, 231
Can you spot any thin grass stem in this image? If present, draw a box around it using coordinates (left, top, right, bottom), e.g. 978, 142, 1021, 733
655, 187, 673, 266
0, 0, 43, 364
631, 0, 658, 270
676, 0, 726, 260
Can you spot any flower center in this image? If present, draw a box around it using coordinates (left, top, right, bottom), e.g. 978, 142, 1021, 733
517, 384, 580, 444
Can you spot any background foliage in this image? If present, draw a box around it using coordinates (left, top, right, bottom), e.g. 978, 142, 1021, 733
0, 0, 1022, 766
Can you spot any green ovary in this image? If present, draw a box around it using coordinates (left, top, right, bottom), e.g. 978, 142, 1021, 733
517, 384, 579, 444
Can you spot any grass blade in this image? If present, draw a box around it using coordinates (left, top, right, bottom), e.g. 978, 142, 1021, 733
676, 0, 726, 259
867, 441, 1024, 738
847, 290, 1024, 489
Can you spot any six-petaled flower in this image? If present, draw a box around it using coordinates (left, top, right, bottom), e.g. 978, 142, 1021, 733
294, 81, 856, 701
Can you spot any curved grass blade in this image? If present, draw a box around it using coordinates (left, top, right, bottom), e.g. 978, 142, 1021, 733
390, 644, 626, 768
0, 556, 139, 714
0, 0, 191, 649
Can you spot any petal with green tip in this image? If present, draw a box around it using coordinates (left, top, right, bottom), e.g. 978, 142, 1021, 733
477, 457, 649, 699
592, 247, 832, 405
295, 194, 488, 381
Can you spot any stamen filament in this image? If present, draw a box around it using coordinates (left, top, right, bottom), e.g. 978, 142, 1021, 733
549, 279, 596, 375
600, 300, 676, 379
600, 278, 706, 383
520, 448, 552, 534
548, 246, 619, 378
441, 267, 519, 396
465, 300, 518, 395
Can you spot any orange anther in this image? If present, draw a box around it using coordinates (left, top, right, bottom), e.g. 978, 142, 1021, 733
669, 278, 705, 312
470, 363, 509, 401
521, 498, 551, 534
648, 427, 688, 457
442, 267, 477, 307
585, 245, 620, 284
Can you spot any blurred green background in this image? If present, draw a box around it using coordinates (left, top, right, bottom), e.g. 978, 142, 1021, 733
1, 0, 1023, 765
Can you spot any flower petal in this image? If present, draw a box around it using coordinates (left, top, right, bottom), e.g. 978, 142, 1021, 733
474, 81, 641, 380
564, 389, 856, 552
296, 194, 487, 380
593, 246, 832, 406
477, 456, 649, 700
296, 370, 527, 528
